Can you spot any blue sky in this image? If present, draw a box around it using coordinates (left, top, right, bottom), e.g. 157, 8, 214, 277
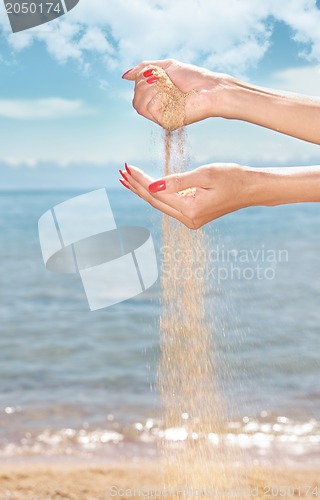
1, 0, 320, 188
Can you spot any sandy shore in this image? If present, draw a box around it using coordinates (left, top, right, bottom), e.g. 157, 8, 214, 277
0, 460, 319, 499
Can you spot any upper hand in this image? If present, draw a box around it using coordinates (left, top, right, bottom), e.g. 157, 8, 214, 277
122, 59, 234, 129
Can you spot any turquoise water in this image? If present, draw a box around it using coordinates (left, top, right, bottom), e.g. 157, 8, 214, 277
0, 189, 319, 465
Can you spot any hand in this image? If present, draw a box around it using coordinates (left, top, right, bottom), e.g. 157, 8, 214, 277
119, 163, 251, 229
123, 59, 320, 143
120, 163, 320, 227
122, 59, 234, 128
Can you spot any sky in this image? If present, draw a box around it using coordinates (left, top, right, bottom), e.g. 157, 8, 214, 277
1, 0, 320, 188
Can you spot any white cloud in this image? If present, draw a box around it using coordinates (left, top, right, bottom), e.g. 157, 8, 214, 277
265, 65, 320, 96
1, 0, 320, 82
0, 98, 95, 119
2, 2, 320, 170
2, 0, 320, 76
267, 0, 320, 62
78, 27, 114, 55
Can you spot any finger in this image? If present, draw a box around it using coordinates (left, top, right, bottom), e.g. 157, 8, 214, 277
123, 169, 193, 226
119, 178, 141, 198
148, 166, 211, 194
124, 165, 204, 220
123, 164, 155, 185
122, 59, 174, 81
143, 192, 193, 227
132, 77, 162, 124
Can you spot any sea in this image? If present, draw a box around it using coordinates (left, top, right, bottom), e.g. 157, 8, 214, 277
0, 188, 320, 467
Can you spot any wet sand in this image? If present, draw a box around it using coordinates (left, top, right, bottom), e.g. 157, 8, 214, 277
0, 460, 319, 499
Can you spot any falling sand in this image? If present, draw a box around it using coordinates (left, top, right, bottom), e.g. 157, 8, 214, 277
146, 66, 249, 496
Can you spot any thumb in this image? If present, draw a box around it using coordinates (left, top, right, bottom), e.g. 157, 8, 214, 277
149, 168, 208, 194
122, 60, 173, 81
122, 68, 136, 81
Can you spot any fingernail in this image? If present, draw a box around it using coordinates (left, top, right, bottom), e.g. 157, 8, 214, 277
119, 179, 131, 190
146, 77, 159, 85
143, 69, 154, 78
119, 169, 128, 182
122, 68, 134, 79
125, 163, 132, 176
149, 179, 166, 193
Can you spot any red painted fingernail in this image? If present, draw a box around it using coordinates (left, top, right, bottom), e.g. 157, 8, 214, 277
143, 69, 154, 78
125, 163, 132, 176
149, 179, 166, 193
119, 169, 128, 182
122, 68, 134, 79
146, 77, 159, 84
119, 179, 131, 190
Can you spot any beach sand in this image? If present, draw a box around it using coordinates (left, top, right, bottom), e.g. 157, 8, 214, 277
0, 461, 319, 499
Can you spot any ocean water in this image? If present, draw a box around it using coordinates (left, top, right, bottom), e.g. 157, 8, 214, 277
0, 189, 320, 466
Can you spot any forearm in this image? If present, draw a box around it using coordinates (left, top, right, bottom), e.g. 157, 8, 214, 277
219, 79, 320, 144
244, 165, 320, 207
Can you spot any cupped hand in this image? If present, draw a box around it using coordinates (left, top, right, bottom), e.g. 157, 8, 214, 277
119, 163, 252, 229
122, 59, 234, 129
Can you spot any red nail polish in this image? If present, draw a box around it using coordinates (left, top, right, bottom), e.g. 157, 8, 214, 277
122, 68, 134, 79
119, 179, 131, 190
125, 163, 132, 176
149, 179, 166, 193
143, 69, 154, 78
119, 169, 128, 182
146, 76, 159, 85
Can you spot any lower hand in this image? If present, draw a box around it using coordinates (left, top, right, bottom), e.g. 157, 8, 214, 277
119, 163, 252, 229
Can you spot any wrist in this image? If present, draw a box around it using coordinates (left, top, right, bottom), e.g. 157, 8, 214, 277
242, 167, 283, 207
203, 73, 240, 119
219, 79, 284, 121
215, 77, 249, 120
243, 166, 320, 207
